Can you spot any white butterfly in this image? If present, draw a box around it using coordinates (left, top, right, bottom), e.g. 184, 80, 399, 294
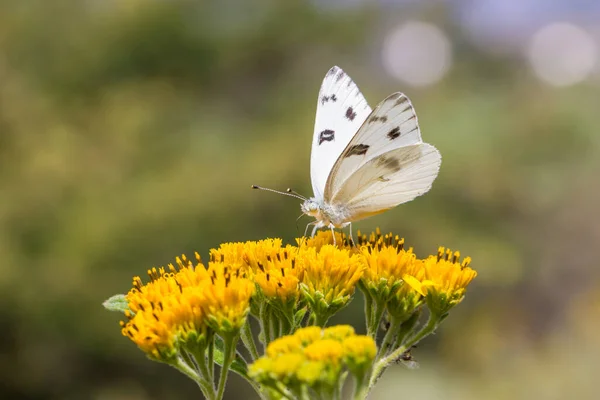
254, 66, 441, 242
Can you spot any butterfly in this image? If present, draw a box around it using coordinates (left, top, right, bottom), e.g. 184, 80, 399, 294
253, 66, 441, 243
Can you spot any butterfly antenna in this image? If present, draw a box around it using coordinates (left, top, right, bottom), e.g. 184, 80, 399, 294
287, 188, 306, 199
251, 185, 307, 201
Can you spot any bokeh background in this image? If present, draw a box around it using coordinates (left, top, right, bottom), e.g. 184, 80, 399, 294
2, 0, 599, 399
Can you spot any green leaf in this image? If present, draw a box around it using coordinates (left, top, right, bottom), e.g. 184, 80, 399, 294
214, 335, 249, 378
294, 307, 308, 327
102, 294, 130, 313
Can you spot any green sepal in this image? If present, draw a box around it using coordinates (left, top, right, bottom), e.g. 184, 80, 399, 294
337, 370, 349, 398
102, 294, 130, 314
294, 307, 308, 327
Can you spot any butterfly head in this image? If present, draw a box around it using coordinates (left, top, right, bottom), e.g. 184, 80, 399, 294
301, 198, 322, 218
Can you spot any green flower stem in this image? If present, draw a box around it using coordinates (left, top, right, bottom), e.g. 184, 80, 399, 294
376, 317, 400, 361
260, 303, 272, 346
241, 319, 260, 361
180, 350, 200, 376
276, 311, 284, 338
299, 386, 312, 400
279, 307, 293, 335
188, 341, 214, 387
367, 313, 440, 391
173, 357, 215, 400
361, 284, 373, 333
363, 292, 373, 330
394, 309, 421, 349
236, 372, 269, 400
353, 375, 369, 400
306, 311, 316, 326
314, 312, 330, 327
268, 309, 278, 341
207, 336, 215, 381
272, 382, 299, 400
367, 299, 385, 339
216, 333, 239, 400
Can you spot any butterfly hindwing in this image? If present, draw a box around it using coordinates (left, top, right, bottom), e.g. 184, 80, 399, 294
324, 92, 425, 202
310, 66, 372, 200
336, 143, 441, 222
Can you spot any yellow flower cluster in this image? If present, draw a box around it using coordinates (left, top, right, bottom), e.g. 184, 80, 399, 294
249, 325, 376, 396
212, 239, 302, 303
119, 229, 476, 362
357, 232, 423, 319
351, 230, 477, 318
121, 254, 254, 360
404, 247, 477, 315
210, 237, 365, 325
297, 244, 365, 324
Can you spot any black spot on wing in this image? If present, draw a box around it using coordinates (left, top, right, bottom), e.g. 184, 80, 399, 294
387, 93, 402, 101
376, 155, 402, 173
318, 129, 335, 145
368, 115, 388, 123
387, 127, 401, 140
327, 67, 338, 76
336, 70, 345, 82
345, 107, 357, 121
344, 144, 369, 157
321, 94, 338, 105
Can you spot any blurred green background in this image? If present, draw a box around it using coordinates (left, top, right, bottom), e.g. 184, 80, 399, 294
2, 0, 599, 399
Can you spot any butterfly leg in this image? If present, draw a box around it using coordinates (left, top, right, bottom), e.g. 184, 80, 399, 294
348, 223, 355, 246
311, 224, 319, 238
304, 221, 316, 238
330, 225, 336, 246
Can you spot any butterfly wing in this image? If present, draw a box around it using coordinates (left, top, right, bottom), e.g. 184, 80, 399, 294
324, 92, 426, 201
310, 66, 372, 200
331, 143, 441, 222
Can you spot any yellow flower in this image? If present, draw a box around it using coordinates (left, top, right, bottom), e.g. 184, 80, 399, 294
247, 356, 273, 379
121, 305, 178, 361
121, 255, 210, 361
296, 360, 325, 385
212, 240, 303, 303
209, 242, 248, 266
252, 249, 302, 302
270, 353, 306, 380
266, 335, 302, 358
298, 245, 365, 324
322, 325, 355, 341
294, 326, 322, 346
342, 335, 377, 377
199, 261, 255, 333
360, 235, 417, 295
358, 232, 425, 320
343, 335, 377, 363
404, 247, 477, 315
244, 239, 289, 266
304, 339, 344, 365
297, 230, 351, 251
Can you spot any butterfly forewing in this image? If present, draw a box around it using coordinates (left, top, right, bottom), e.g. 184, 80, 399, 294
338, 143, 441, 221
324, 92, 424, 202
310, 66, 372, 200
